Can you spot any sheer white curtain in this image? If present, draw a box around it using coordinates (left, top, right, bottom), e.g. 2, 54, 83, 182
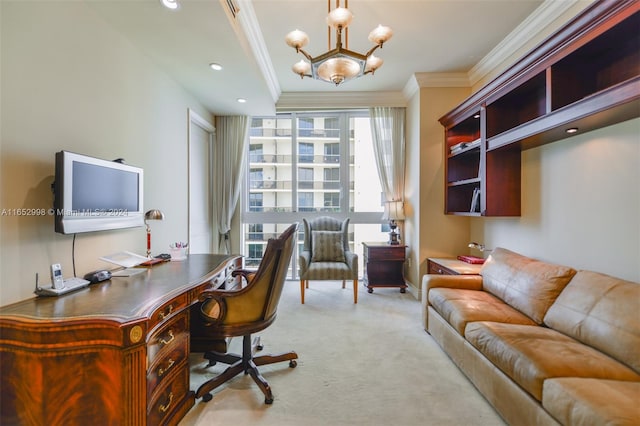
213, 116, 249, 253
369, 107, 406, 202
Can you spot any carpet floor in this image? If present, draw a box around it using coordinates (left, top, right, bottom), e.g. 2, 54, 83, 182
180, 280, 506, 426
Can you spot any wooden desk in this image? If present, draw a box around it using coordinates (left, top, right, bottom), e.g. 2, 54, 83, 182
427, 258, 483, 275
0, 254, 240, 426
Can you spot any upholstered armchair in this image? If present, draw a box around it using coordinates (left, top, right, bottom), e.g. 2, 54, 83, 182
299, 216, 358, 304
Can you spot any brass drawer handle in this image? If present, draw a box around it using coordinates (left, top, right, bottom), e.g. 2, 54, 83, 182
158, 358, 175, 377
159, 392, 174, 413
158, 304, 174, 320
159, 330, 175, 346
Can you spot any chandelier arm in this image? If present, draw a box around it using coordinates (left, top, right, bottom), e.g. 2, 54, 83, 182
297, 49, 313, 61
364, 44, 382, 58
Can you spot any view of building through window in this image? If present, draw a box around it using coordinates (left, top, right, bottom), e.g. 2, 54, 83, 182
242, 112, 390, 277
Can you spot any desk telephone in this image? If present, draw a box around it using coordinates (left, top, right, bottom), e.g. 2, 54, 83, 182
34, 264, 91, 297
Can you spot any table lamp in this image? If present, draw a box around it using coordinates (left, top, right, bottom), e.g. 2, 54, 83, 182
382, 200, 405, 245
145, 209, 164, 257
468, 242, 491, 252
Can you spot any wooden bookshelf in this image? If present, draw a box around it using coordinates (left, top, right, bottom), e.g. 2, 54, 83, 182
439, 0, 639, 216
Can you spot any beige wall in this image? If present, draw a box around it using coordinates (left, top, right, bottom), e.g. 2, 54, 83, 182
1, 2, 213, 304
471, 119, 640, 282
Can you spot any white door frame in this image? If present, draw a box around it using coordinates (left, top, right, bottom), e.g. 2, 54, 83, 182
187, 108, 215, 253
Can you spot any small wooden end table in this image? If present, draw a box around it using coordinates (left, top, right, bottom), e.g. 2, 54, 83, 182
362, 242, 407, 293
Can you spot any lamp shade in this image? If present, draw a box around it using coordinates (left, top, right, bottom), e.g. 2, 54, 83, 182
145, 209, 165, 221
382, 201, 405, 221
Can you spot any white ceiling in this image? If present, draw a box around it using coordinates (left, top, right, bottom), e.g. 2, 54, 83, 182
88, 0, 549, 116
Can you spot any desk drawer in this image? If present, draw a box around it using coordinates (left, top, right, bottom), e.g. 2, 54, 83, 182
147, 366, 189, 426
428, 261, 455, 275
148, 311, 188, 365
147, 335, 188, 397
366, 246, 405, 261
149, 294, 188, 333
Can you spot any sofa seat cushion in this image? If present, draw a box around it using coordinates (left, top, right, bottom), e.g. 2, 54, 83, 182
544, 270, 640, 374
543, 378, 640, 426
428, 288, 536, 335
480, 248, 576, 324
465, 322, 640, 401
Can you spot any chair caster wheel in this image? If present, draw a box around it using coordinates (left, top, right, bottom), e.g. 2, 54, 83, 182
265, 397, 274, 404
289, 360, 297, 368
201, 393, 213, 402
256, 344, 264, 351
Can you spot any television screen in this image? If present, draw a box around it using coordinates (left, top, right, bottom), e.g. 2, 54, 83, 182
54, 151, 144, 234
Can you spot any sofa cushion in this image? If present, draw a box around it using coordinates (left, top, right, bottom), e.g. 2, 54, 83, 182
465, 321, 640, 401
428, 288, 536, 335
480, 248, 576, 324
543, 378, 640, 426
544, 270, 640, 374
311, 230, 345, 262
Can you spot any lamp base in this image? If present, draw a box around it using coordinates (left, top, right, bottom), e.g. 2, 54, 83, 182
388, 230, 400, 245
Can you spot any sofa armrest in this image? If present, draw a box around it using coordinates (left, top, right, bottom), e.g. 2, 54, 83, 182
421, 274, 483, 332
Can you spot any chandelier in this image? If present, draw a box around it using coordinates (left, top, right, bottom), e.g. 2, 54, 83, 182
285, 0, 393, 86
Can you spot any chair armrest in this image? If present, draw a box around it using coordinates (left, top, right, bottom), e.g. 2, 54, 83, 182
345, 250, 358, 276
232, 269, 257, 285
299, 250, 311, 275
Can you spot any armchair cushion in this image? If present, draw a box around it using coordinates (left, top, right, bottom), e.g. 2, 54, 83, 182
311, 230, 346, 263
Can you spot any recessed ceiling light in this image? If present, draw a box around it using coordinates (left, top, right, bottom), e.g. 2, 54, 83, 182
209, 63, 223, 71
566, 127, 579, 134
161, 0, 179, 10
237, 98, 247, 103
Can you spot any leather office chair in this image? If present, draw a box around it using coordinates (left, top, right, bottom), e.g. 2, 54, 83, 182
193, 223, 298, 404
299, 216, 358, 304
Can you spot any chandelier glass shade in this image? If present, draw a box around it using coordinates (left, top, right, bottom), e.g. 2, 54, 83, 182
285, 0, 392, 86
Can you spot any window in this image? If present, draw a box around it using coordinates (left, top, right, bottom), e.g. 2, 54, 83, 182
249, 143, 263, 162
250, 168, 263, 189
324, 143, 339, 163
299, 167, 314, 189
243, 111, 387, 278
323, 193, 340, 212
249, 193, 263, 212
323, 167, 339, 190
299, 192, 314, 212
247, 244, 264, 267
299, 142, 314, 163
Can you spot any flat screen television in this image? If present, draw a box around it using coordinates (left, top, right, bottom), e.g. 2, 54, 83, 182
53, 150, 144, 234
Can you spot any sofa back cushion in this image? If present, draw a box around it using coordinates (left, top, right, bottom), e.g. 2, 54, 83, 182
480, 248, 576, 324
544, 270, 640, 374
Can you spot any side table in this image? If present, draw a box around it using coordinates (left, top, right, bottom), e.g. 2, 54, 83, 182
362, 242, 407, 293
427, 258, 483, 275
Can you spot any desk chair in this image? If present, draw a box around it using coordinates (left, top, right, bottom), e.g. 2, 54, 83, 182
194, 223, 298, 404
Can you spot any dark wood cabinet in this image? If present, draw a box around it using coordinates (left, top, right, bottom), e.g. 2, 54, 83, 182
440, 0, 640, 216
362, 242, 407, 293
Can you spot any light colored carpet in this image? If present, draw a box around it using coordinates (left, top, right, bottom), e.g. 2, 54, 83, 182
180, 281, 506, 426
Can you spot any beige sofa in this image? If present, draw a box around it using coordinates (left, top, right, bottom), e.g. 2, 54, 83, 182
422, 248, 640, 426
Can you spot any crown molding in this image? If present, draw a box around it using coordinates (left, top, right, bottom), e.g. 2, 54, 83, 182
276, 91, 407, 111
229, 0, 281, 104
468, 0, 581, 86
